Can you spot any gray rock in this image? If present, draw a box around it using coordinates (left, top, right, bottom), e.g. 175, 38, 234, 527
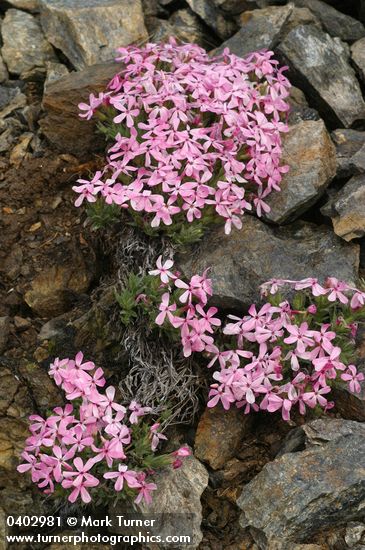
264, 119, 336, 224
352, 38, 365, 85
0, 86, 26, 118
186, 0, 236, 40
0, 56, 8, 84
331, 129, 365, 179
39, 0, 148, 70
238, 418, 365, 545
345, 522, 365, 547
287, 105, 320, 125
288, 86, 308, 108
150, 9, 212, 49
110, 452, 208, 549
350, 144, 365, 175
178, 216, 359, 310
321, 175, 365, 241
279, 418, 365, 456
40, 61, 123, 156
216, 4, 294, 57
292, 0, 365, 42
38, 317, 70, 342
0, 317, 10, 354
0, 116, 24, 153
1, 9, 56, 78
277, 25, 365, 128
142, 0, 168, 18
284, 5, 320, 34
44, 62, 69, 89
0, 86, 27, 153
4, 0, 39, 10
212, 0, 267, 14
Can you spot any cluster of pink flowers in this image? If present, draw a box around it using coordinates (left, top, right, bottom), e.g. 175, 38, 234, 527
17, 353, 190, 505
260, 276, 365, 310
150, 257, 365, 421
149, 256, 220, 357
74, 38, 291, 235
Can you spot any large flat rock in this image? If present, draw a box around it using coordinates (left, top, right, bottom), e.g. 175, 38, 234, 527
178, 216, 359, 310
238, 418, 365, 545
39, 0, 147, 69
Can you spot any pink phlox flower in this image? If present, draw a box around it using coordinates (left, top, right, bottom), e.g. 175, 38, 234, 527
62, 457, 100, 503
17, 451, 38, 474
103, 411, 129, 438
351, 291, 365, 310
129, 401, 152, 424
61, 424, 94, 452
302, 384, 331, 409
195, 305, 221, 333
150, 423, 168, 451
148, 255, 175, 283
93, 386, 126, 417
48, 358, 70, 386
325, 277, 349, 304
41, 445, 75, 483
104, 464, 140, 491
207, 383, 235, 410
205, 345, 233, 368
134, 473, 158, 505
284, 322, 315, 353
341, 365, 364, 394
78, 92, 104, 120
91, 436, 116, 467
155, 293, 177, 325
312, 346, 345, 373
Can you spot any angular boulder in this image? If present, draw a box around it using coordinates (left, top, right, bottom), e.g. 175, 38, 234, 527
238, 418, 365, 545
110, 452, 209, 549
351, 37, 365, 85
265, 119, 336, 224
1, 9, 56, 78
39, 0, 147, 69
277, 25, 365, 128
215, 4, 294, 57
331, 129, 365, 179
186, 0, 236, 39
321, 175, 365, 241
150, 9, 212, 49
40, 61, 123, 155
178, 216, 359, 310
292, 0, 365, 42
